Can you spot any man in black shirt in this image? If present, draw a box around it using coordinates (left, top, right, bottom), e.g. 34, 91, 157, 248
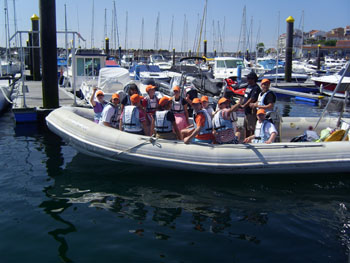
250, 78, 276, 112
241, 72, 261, 137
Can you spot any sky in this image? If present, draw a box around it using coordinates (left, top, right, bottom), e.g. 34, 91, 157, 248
1, 0, 350, 53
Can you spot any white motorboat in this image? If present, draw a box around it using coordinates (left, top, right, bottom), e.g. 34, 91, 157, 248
260, 68, 309, 83
46, 106, 350, 175
323, 57, 347, 72
129, 64, 172, 82
0, 59, 21, 76
80, 67, 131, 103
149, 54, 172, 71
120, 54, 134, 69
311, 66, 350, 94
292, 60, 317, 75
61, 49, 108, 91
213, 57, 250, 80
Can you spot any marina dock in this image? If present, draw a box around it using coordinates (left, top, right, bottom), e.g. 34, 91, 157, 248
12, 80, 84, 123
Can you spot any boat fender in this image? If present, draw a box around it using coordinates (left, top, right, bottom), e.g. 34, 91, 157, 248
324, 129, 349, 142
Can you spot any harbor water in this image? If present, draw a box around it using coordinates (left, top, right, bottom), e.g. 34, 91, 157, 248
1, 98, 350, 262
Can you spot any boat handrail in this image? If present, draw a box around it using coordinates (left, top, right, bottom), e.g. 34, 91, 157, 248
315, 62, 350, 129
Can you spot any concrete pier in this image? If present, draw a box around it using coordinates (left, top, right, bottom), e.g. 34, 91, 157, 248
12, 80, 84, 123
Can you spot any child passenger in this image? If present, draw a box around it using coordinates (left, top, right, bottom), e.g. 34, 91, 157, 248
151, 97, 182, 140
90, 87, 107, 123
212, 97, 241, 144
171, 86, 189, 131
201, 96, 214, 118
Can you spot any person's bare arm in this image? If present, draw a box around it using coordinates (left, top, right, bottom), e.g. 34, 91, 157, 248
265, 132, 277, 144
184, 104, 189, 124
184, 126, 201, 144
90, 87, 97, 107
150, 117, 155, 136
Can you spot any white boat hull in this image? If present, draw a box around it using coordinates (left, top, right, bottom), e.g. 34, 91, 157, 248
46, 107, 350, 174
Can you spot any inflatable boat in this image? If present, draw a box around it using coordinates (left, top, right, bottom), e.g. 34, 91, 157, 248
46, 106, 350, 175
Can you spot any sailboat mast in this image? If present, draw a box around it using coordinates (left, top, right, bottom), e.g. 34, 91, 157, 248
181, 15, 188, 55
91, 0, 95, 48
77, 8, 81, 47
192, 14, 200, 53
217, 21, 223, 54
154, 12, 160, 50
125, 11, 128, 51
197, 0, 207, 56
104, 8, 107, 39
168, 15, 174, 51
139, 17, 144, 55
275, 11, 280, 84
255, 21, 261, 59
301, 10, 304, 58
250, 16, 253, 56
64, 4, 68, 59
222, 17, 225, 53
13, 0, 18, 47
237, 6, 247, 55
212, 20, 216, 53
4, 0, 10, 60
115, 2, 120, 49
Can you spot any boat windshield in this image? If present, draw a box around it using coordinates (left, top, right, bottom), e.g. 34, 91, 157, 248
225, 59, 244, 68
77, 57, 101, 76
337, 67, 350, 77
259, 59, 277, 69
129, 64, 162, 73
152, 55, 165, 62
217, 59, 244, 69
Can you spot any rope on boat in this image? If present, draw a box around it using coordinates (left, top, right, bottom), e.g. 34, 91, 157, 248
114, 133, 325, 158
116, 135, 161, 156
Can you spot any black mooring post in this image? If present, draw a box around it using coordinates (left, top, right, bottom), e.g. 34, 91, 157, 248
40, 0, 59, 109
285, 16, 294, 82
317, 44, 321, 70
105, 38, 109, 57
27, 36, 33, 76
172, 48, 175, 66
31, 14, 41, 81
118, 46, 122, 65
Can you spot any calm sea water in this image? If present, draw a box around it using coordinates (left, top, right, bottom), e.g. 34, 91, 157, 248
1, 98, 350, 263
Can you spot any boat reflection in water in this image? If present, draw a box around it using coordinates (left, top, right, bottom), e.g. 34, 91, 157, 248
39, 131, 350, 262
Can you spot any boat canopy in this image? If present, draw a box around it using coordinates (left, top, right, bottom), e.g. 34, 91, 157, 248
97, 67, 130, 92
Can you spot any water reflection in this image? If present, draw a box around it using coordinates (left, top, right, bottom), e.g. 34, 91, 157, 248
39, 129, 74, 263
39, 198, 75, 263
41, 150, 350, 258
